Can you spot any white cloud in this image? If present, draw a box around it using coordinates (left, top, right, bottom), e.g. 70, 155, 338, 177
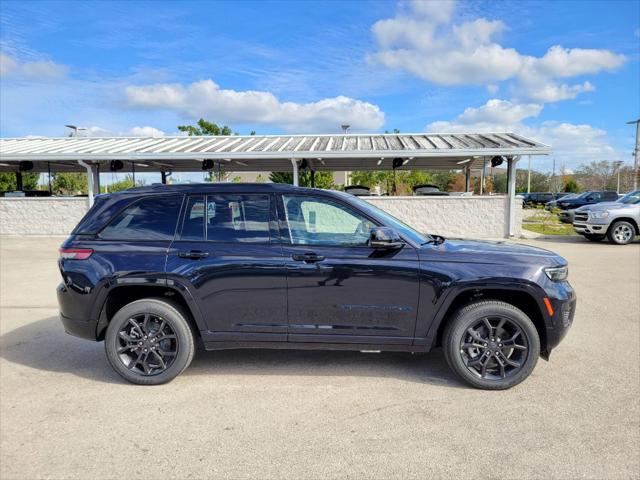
123, 79, 385, 133
0, 53, 68, 79
457, 99, 542, 125
426, 99, 619, 169
83, 125, 166, 137
368, 0, 625, 103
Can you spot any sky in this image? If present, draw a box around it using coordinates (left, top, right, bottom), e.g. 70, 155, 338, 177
1, 0, 639, 175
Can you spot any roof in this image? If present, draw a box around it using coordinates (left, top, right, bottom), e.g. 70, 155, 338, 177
0, 132, 551, 173
110, 182, 319, 195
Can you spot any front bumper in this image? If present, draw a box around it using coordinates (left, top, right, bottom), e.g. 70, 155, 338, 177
542, 282, 577, 357
573, 221, 608, 235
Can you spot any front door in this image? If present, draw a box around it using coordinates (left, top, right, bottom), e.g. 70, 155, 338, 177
279, 194, 420, 345
166, 193, 287, 342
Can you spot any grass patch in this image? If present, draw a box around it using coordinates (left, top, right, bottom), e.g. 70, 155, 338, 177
523, 223, 576, 235
522, 209, 577, 236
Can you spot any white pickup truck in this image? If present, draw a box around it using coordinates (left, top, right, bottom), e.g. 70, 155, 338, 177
573, 190, 640, 245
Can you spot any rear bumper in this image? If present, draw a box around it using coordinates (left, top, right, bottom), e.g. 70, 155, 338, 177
59, 312, 98, 341
57, 282, 99, 341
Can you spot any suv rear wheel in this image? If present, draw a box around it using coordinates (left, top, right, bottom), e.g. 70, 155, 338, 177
607, 220, 636, 245
443, 300, 540, 390
105, 298, 196, 385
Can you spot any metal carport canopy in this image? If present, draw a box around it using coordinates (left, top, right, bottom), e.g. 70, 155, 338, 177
0, 132, 550, 173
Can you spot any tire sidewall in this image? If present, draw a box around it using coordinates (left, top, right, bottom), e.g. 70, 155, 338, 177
444, 302, 540, 390
104, 298, 195, 385
608, 221, 635, 245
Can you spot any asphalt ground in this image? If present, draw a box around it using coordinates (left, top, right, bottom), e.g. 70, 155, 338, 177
0, 235, 638, 479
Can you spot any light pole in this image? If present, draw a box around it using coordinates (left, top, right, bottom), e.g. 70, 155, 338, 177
627, 119, 639, 191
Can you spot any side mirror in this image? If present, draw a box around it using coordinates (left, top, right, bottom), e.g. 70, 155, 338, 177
369, 227, 404, 250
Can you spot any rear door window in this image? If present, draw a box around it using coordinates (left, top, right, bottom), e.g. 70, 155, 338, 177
100, 195, 183, 240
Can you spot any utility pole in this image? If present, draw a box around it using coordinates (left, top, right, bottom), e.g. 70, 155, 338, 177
626, 119, 639, 190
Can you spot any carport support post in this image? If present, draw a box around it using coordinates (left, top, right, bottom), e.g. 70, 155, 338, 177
507, 156, 519, 237
91, 164, 100, 195
290, 159, 299, 186
464, 166, 471, 192
78, 160, 94, 208
15, 171, 23, 191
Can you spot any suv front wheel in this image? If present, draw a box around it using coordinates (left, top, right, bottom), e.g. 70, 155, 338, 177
608, 220, 636, 245
105, 298, 196, 385
443, 300, 540, 390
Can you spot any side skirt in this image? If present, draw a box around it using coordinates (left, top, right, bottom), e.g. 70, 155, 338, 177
202, 340, 431, 353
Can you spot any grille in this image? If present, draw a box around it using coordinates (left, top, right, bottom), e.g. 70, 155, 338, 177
574, 212, 588, 222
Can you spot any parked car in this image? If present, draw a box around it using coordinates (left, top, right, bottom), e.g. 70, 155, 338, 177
412, 184, 449, 196
556, 190, 618, 210
58, 183, 575, 390
523, 192, 555, 207
573, 190, 640, 244
545, 193, 579, 210
344, 185, 371, 196
558, 209, 578, 224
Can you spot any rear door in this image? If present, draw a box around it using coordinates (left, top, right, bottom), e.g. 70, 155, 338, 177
278, 193, 420, 344
165, 193, 288, 342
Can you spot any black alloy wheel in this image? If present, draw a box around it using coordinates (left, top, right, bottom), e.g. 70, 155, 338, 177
460, 316, 529, 380
116, 313, 178, 376
443, 300, 540, 390
105, 298, 196, 385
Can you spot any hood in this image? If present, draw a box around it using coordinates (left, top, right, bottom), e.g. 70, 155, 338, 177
421, 238, 565, 266
578, 201, 625, 212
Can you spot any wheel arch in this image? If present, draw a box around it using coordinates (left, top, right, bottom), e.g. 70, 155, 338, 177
608, 217, 639, 235
428, 284, 549, 354
96, 282, 205, 341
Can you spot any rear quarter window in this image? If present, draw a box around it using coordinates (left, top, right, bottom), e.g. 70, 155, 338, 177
100, 195, 183, 240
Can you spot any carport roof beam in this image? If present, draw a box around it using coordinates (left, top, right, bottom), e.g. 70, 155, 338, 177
0, 132, 551, 173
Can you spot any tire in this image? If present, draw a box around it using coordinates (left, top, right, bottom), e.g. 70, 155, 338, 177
607, 220, 636, 245
584, 234, 605, 242
443, 300, 540, 390
104, 298, 196, 385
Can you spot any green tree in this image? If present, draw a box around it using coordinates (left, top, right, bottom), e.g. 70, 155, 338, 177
563, 179, 579, 193
101, 174, 145, 193
269, 171, 334, 189
177, 118, 233, 136
52, 173, 87, 195
0, 172, 40, 192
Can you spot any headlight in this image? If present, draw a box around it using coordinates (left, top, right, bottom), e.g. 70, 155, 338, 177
590, 211, 609, 219
544, 265, 568, 282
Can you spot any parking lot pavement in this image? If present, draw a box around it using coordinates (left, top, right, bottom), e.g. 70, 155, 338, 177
1, 235, 638, 480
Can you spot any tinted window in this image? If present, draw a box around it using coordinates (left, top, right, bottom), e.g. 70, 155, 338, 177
206, 194, 270, 243
283, 195, 376, 246
101, 195, 183, 240
181, 196, 206, 240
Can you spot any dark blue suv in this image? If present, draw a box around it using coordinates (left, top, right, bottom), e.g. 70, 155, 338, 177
58, 183, 576, 389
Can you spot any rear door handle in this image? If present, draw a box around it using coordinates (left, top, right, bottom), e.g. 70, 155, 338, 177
178, 250, 209, 259
292, 252, 325, 263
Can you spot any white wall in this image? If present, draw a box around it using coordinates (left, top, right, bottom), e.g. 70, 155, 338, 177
0, 198, 88, 235
0, 195, 521, 238
364, 196, 522, 238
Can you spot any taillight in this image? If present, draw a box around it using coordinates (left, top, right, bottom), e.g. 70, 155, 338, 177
59, 248, 93, 260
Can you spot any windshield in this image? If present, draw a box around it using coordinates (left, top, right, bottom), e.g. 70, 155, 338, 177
576, 191, 591, 199
618, 190, 640, 204
341, 193, 430, 245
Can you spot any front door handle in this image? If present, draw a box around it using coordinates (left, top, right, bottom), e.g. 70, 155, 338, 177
292, 252, 325, 263
178, 250, 209, 259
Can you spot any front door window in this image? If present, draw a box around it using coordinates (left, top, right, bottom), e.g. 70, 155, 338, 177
282, 195, 376, 246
